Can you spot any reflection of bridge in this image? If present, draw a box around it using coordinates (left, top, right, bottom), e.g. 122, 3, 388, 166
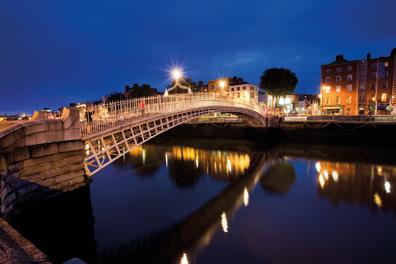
96, 154, 268, 264
82, 93, 269, 176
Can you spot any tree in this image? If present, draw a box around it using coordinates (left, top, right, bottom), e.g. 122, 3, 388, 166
105, 92, 125, 102
259, 68, 298, 107
124, 83, 160, 98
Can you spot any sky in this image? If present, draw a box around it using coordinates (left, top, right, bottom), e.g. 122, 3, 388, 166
1, 0, 396, 114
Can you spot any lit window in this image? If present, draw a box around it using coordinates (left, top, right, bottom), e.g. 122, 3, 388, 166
359, 84, 365, 90
325, 96, 329, 105
325, 86, 331, 94
336, 86, 341, 93
346, 96, 351, 104
381, 93, 387, 102
384, 61, 389, 67
336, 96, 341, 104
347, 74, 353, 81
325, 77, 331, 83
347, 84, 353, 92
336, 76, 341, 82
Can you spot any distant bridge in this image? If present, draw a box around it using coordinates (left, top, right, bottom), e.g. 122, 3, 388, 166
81, 93, 269, 176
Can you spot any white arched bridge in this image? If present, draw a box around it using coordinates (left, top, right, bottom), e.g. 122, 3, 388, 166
81, 93, 268, 176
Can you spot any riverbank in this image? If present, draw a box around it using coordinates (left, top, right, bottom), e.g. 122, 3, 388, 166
0, 218, 50, 263
161, 122, 396, 146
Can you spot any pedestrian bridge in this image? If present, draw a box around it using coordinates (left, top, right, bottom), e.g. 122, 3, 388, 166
81, 93, 268, 176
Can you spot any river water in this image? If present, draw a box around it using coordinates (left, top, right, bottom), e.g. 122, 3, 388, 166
10, 137, 396, 264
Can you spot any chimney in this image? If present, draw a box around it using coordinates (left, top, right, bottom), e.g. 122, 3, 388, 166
335, 54, 344, 62
366, 52, 371, 60
124, 85, 130, 93
391, 48, 396, 57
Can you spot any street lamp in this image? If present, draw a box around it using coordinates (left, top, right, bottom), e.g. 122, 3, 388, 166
164, 67, 192, 96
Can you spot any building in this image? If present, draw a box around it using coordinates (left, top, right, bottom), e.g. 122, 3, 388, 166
321, 48, 396, 115
228, 83, 259, 103
266, 93, 320, 115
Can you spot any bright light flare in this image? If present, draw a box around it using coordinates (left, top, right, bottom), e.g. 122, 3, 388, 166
315, 162, 321, 172
221, 212, 228, 233
385, 181, 391, 194
243, 187, 249, 207
180, 252, 189, 264
219, 79, 227, 89
171, 68, 183, 80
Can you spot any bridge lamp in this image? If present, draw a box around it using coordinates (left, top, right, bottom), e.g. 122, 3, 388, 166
171, 68, 183, 81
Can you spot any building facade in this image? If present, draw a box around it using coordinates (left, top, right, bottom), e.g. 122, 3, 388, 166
321, 48, 396, 115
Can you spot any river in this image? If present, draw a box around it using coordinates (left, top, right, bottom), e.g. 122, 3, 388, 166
9, 137, 396, 264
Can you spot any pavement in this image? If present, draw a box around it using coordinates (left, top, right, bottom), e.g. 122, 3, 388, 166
0, 218, 50, 264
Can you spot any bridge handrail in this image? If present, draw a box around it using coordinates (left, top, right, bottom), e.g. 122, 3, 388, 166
81, 93, 263, 138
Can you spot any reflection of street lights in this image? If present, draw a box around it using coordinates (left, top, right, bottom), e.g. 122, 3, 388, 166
164, 67, 192, 96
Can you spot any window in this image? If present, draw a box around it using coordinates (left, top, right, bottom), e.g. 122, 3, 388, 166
250, 86, 255, 90
243, 86, 246, 90
347, 65, 353, 71
231, 88, 234, 91
347, 84, 353, 92
336, 67, 342, 73
325, 96, 329, 105
336, 96, 341, 104
237, 87, 240, 91
371, 63, 377, 69
250, 92, 255, 98
371, 72, 377, 78
336, 76, 342, 82
336, 86, 341, 93
381, 93, 387, 102
371, 83, 376, 90
325, 68, 331, 74
359, 84, 365, 90
325, 86, 331, 94
346, 96, 351, 104
347, 74, 353, 81
382, 82, 388, 89
384, 61, 389, 67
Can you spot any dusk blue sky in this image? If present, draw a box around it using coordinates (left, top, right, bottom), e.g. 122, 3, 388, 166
1, 0, 395, 113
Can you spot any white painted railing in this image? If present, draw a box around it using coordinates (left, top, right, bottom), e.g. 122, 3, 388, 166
81, 93, 263, 138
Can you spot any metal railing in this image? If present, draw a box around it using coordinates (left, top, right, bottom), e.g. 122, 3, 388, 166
285, 115, 396, 123
81, 93, 263, 138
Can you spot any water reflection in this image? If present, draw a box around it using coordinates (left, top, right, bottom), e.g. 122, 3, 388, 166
7, 140, 396, 263
260, 161, 296, 194
314, 161, 396, 211
119, 144, 253, 187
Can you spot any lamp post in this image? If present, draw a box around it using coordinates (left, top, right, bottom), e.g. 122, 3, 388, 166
164, 67, 192, 97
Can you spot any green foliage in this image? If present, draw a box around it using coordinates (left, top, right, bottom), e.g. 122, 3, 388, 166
105, 92, 125, 101
259, 68, 298, 96
124, 83, 160, 98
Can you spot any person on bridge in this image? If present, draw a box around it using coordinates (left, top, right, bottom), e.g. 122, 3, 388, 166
139, 100, 145, 116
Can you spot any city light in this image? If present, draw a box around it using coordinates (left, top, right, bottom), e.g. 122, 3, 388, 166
221, 212, 229, 233
374, 193, 383, 208
219, 79, 227, 89
180, 253, 189, 264
332, 170, 339, 182
323, 169, 329, 180
243, 187, 249, 207
318, 174, 325, 189
385, 181, 391, 194
315, 162, 321, 172
171, 68, 183, 81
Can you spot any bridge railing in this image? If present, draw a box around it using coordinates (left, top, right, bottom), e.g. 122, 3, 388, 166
81, 93, 262, 138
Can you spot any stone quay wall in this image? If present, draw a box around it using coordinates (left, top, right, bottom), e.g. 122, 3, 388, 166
0, 108, 87, 217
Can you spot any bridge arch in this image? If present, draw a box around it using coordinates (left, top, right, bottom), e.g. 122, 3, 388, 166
82, 94, 268, 176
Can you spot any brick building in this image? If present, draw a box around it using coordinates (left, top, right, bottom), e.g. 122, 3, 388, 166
321, 48, 396, 115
